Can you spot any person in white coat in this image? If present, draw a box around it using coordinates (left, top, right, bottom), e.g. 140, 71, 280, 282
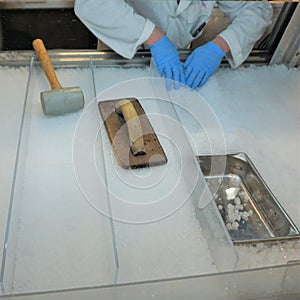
75, 0, 272, 89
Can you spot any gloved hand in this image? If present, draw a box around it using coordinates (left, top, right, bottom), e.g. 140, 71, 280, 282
183, 42, 225, 90
150, 35, 185, 90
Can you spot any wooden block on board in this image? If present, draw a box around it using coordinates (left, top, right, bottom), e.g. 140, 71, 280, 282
98, 98, 167, 169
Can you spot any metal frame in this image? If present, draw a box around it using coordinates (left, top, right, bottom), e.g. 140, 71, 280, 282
266, 2, 298, 53
270, 3, 300, 67
0, 48, 269, 68
0, 0, 74, 9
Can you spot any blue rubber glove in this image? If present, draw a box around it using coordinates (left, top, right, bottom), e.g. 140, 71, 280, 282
150, 35, 185, 90
183, 42, 225, 90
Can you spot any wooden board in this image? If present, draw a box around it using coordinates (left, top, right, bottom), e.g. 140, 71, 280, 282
98, 98, 167, 169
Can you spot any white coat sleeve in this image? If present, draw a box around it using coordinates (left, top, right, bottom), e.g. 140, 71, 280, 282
74, 0, 155, 59
217, 1, 273, 68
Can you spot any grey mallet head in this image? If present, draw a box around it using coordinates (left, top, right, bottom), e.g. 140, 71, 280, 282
41, 87, 84, 116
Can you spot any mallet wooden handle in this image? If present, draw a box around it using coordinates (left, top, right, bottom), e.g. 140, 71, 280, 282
32, 39, 62, 90
115, 99, 146, 156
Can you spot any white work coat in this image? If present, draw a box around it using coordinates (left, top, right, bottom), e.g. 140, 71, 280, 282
75, 0, 272, 68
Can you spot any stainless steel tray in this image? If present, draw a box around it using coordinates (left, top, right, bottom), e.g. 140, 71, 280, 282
197, 153, 300, 245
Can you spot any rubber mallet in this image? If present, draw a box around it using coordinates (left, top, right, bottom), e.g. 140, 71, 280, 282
32, 39, 84, 115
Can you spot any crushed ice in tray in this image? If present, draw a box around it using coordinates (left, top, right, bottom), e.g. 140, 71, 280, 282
212, 176, 270, 241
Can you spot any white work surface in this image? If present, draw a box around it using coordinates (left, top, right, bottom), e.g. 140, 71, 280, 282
0, 64, 299, 294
